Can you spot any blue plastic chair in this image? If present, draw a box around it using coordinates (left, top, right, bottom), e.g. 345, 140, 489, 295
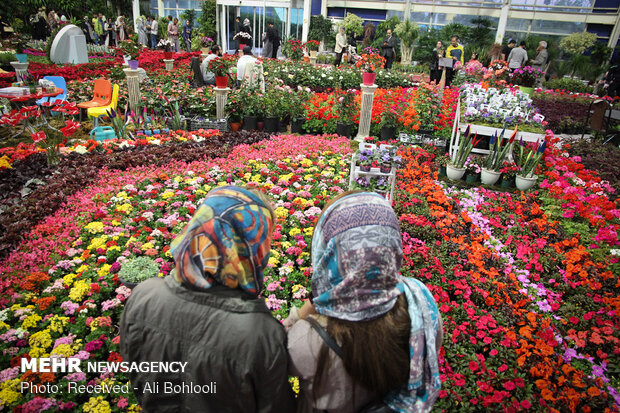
35, 76, 68, 111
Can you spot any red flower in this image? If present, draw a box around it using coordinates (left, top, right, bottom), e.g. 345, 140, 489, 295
31, 131, 46, 143
60, 120, 80, 137
503, 381, 515, 391
469, 360, 479, 372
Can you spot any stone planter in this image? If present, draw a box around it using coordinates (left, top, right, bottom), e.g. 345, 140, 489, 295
516, 174, 538, 191
481, 168, 501, 186
446, 163, 466, 181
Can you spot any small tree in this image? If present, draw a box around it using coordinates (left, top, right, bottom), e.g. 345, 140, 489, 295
341, 13, 363, 39
180, 9, 197, 27
197, 0, 217, 40
309, 15, 335, 48
560, 31, 597, 55
394, 20, 419, 65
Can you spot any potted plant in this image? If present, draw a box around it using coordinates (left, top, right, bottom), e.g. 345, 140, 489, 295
199, 36, 214, 54
282, 38, 304, 61
289, 88, 308, 133
482, 127, 517, 185
241, 87, 264, 130
355, 53, 386, 85
464, 157, 481, 183
208, 55, 234, 88
263, 89, 282, 133
6, 35, 30, 63
157, 38, 174, 59
448, 125, 480, 181
499, 161, 520, 188
358, 149, 374, 172
118, 256, 160, 289
510, 65, 544, 95
233, 31, 252, 49
435, 152, 449, 177
516, 137, 546, 191
305, 40, 320, 58
336, 89, 358, 138
379, 105, 399, 141
226, 89, 243, 131
118, 40, 141, 69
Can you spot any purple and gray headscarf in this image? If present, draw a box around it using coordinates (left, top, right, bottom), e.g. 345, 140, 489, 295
311, 192, 442, 412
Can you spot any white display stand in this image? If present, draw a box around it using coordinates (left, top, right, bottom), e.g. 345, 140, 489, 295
449, 98, 546, 160
50, 25, 88, 64
349, 143, 397, 202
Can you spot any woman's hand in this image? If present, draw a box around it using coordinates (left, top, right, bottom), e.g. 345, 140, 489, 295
298, 300, 316, 319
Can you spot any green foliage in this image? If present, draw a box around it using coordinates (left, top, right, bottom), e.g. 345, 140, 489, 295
468, 18, 494, 48
394, 19, 418, 64
590, 41, 612, 65
308, 15, 334, 44
0, 52, 16, 65
560, 31, 597, 55
341, 13, 363, 38
439, 23, 469, 45
180, 9, 196, 27
118, 257, 160, 283
412, 28, 440, 64
197, 0, 217, 40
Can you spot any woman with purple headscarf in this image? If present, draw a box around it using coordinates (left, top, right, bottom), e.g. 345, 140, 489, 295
285, 191, 443, 413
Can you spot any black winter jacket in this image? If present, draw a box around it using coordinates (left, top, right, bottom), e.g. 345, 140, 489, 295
120, 275, 295, 413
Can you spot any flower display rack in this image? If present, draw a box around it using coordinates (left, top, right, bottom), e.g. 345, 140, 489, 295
348, 143, 397, 202
189, 117, 228, 132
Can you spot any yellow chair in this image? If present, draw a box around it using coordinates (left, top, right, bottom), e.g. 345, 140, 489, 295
87, 84, 119, 127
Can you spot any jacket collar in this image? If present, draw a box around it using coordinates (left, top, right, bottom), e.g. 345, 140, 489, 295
164, 275, 271, 314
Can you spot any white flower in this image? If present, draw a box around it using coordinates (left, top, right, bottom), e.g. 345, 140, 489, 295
73, 145, 88, 154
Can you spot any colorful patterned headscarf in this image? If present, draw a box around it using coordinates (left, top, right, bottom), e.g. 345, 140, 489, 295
311, 192, 442, 412
170, 186, 273, 296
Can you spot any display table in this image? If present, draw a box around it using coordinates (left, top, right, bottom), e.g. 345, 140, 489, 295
348, 143, 397, 202
0, 87, 64, 137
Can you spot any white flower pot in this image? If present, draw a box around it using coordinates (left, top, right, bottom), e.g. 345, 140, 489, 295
481, 168, 501, 186
446, 164, 466, 181
516, 174, 538, 191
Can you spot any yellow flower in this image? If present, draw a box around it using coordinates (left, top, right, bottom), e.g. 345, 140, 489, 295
21, 314, 42, 330
281, 241, 292, 250
51, 343, 75, 357
63, 273, 76, 287
0, 321, 9, 331
0, 379, 22, 406
29, 330, 52, 350
97, 264, 111, 278
274, 207, 289, 219
84, 222, 104, 234
300, 159, 313, 168
49, 315, 69, 333
111, 220, 121, 226
116, 203, 133, 213
76, 265, 90, 273
115, 191, 128, 199
289, 376, 300, 394
304, 227, 314, 237
268, 256, 280, 267
88, 236, 108, 251
251, 174, 262, 183
0, 155, 12, 169
161, 191, 175, 199
289, 228, 302, 236
69, 280, 91, 302
82, 396, 112, 413
292, 284, 302, 293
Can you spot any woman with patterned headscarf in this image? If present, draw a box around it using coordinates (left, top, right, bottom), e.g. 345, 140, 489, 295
120, 186, 295, 412
284, 191, 443, 413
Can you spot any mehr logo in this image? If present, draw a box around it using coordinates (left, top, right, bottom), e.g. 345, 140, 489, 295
21, 357, 81, 373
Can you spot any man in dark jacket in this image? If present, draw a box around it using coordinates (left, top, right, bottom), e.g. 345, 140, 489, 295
267, 21, 280, 59
382, 29, 396, 70
120, 186, 295, 413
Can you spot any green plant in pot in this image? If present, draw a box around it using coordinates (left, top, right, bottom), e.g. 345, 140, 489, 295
118, 256, 160, 288
6, 35, 29, 63
118, 40, 142, 69
336, 89, 358, 138
379, 105, 399, 141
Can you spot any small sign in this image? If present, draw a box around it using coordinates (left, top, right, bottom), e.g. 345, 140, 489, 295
439, 58, 454, 68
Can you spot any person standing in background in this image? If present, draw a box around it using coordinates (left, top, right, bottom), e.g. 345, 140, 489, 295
429, 40, 444, 84
81, 16, 94, 43
446, 35, 464, 86
488, 43, 503, 63
166, 15, 173, 38
507, 41, 528, 71
502, 38, 516, 61
150, 17, 159, 49
137, 16, 148, 46
530, 40, 549, 70
96, 13, 104, 45
116, 16, 126, 42
182, 20, 192, 52
168, 17, 180, 52
334, 26, 347, 67
261, 30, 272, 58
233, 16, 241, 51
266, 21, 279, 59
382, 29, 396, 70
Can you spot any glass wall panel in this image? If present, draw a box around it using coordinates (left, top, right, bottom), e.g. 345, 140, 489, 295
530, 19, 585, 35
506, 18, 530, 32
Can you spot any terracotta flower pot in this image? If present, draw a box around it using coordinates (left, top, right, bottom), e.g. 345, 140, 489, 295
230, 122, 241, 132
215, 76, 228, 88
163, 51, 173, 59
